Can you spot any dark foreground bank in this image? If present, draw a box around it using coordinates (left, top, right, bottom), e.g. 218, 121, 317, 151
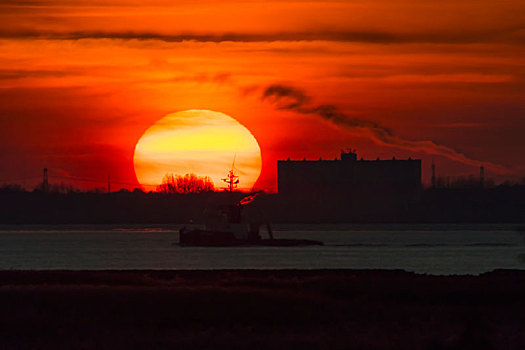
1, 270, 525, 349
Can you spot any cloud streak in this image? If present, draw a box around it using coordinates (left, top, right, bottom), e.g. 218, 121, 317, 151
1, 29, 523, 45
0, 69, 71, 80
261, 84, 508, 174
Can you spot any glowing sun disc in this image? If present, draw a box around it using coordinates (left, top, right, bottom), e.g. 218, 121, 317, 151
133, 110, 262, 190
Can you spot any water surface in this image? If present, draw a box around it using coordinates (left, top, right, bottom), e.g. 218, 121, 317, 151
0, 224, 523, 275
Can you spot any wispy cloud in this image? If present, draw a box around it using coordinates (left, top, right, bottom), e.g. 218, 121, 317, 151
171, 73, 232, 84
1, 29, 523, 44
0, 69, 71, 80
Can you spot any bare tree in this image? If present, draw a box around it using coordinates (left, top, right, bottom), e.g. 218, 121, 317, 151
157, 173, 214, 194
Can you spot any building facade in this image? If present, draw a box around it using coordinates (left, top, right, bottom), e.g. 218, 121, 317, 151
277, 150, 421, 196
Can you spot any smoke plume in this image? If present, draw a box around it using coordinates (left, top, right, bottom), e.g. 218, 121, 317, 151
262, 84, 507, 174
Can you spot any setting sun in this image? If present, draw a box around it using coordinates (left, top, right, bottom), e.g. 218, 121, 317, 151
133, 110, 262, 190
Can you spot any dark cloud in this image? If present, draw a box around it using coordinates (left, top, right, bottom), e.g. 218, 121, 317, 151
0, 69, 71, 80
261, 84, 508, 174
0, 29, 523, 44
171, 72, 232, 84
0, 0, 158, 6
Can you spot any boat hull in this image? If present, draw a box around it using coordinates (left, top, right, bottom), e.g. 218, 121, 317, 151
179, 229, 323, 247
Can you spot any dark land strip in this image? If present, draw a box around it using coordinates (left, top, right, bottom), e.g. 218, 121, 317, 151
1, 269, 524, 349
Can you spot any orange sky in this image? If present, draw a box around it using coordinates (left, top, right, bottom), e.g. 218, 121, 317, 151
0, 0, 524, 191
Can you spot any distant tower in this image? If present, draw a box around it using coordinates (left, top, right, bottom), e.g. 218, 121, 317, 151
108, 173, 111, 193
480, 165, 485, 188
431, 160, 436, 188
42, 168, 49, 192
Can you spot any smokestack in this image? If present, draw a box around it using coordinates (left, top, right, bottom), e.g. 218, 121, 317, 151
431, 160, 436, 188
42, 168, 49, 192
480, 165, 485, 188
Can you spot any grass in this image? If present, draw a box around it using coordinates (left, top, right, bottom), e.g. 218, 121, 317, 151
1, 270, 524, 349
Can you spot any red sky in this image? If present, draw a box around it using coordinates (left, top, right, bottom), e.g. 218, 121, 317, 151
0, 0, 524, 191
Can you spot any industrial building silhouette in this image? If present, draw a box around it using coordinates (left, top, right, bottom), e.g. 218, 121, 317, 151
277, 150, 421, 196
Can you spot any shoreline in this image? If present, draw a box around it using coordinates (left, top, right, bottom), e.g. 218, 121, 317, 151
0, 222, 523, 231
2, 268, 525, 279
2, 269, 525, 288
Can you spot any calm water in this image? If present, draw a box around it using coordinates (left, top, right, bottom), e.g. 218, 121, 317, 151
0, 224, 523, 275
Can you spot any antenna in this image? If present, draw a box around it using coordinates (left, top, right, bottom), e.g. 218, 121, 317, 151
43, 168, 49, 192
431, 159, 436, 188
480, 165, 485, 188
23, 159, 26, 190
231, 153, 237, 171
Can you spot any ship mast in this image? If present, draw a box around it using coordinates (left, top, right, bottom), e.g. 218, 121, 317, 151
222, 155, 239, 191
222, 169, 239, 191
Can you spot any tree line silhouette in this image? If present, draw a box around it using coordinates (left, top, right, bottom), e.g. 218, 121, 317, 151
1, 171, 524, 195
0, 170, 524, 224
156, 173, 214, 194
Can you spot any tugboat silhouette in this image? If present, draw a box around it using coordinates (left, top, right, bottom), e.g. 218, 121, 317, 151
179, 163, 323, 247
